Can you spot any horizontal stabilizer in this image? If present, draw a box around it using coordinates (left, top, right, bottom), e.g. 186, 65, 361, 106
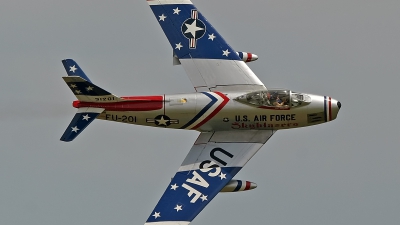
60, 107, 104, 142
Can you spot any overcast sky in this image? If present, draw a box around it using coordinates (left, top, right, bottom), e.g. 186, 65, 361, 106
1, 0, 400, 224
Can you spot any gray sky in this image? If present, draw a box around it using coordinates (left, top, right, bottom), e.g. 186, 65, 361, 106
1, 0, 400, 224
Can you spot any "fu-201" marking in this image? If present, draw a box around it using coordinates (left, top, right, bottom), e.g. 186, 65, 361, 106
105, 114, 137, 123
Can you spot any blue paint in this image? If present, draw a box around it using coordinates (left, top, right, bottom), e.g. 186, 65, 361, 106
146, 167, 242, 223
62, 59, 92, 82
149, 4, 241, 60
60, 112, 100, 142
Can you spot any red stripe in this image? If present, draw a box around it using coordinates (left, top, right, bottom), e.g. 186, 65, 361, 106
192, 92, 229, 129
246, 53, 252, 62
245, 181, 251, 190
192, 11, 198, 19
121, 96, 163, 101
329, 97, 332, 121
73, 96, 164, 111
258, 105, 290, 110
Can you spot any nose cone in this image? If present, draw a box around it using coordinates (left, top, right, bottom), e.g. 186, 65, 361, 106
327, 97, 341, 121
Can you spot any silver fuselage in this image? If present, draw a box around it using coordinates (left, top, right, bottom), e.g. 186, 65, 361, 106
93, 91, 340, 131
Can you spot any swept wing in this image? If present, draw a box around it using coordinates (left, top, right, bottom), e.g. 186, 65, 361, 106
145, 130, 274, 225
147, 0, 266, 92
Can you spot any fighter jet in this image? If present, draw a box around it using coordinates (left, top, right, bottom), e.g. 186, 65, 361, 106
60, 1, 341, 224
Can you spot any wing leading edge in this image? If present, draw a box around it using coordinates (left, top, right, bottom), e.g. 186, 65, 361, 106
147, 0, 266, 92
145, 130, 274, 225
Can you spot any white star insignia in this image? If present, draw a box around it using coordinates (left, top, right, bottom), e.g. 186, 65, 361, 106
222, 49, 231, 57
171, 183, 179, 190
219, 172, 227, 180
86, 86, 93, 91
156, 116, 169, 126
173, 7, 181, 15
75, 90, 82, 94
69, 65, 78, 73
152, 212, 161, 219
175, 42, 183, 50
71, 126, 80, 133
159, 14, 167, 21
174, 205, 183, 212
70, 84, 77, 88
208, 33, 216, 41
200, 195, 208, 202
82, 114, 91, 121
184, 20, 204, 39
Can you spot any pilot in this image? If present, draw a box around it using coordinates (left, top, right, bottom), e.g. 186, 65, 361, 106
265, 92, 272, 105
273, 96, 288, 107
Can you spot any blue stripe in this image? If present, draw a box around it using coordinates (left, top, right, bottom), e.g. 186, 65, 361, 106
180, 92, 217, 129
233, 180, 242, 192
324, 96, 327, 122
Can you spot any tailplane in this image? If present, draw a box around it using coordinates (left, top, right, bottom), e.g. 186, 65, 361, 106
60, 107, 104, 142
60, 59, 121, 142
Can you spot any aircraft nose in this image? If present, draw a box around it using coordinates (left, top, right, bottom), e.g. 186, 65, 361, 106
326, 97, 341, 121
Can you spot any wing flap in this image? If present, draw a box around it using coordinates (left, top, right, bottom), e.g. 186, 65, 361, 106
180, 58, 265, 92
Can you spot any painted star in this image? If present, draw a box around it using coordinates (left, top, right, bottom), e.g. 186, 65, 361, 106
86, 86, 94, 91
70, 84, 77, 88
222, 49, 231, 57
159, 14, 167, 21
71, 126, 80, 133
152, 212, 161, 219
184, 20, 204, 39
69, 65, 78, 73
208, 33, 216, 41
174, 205, 183, 212
175, 42, 183, 50
82, 114, 91, 121
219, 172, 227, 180
200, 195, 208, 202
173, 7, 181, 15
156, 116, 169, 126
170, 183, 179, 190
75, 90, 82, 94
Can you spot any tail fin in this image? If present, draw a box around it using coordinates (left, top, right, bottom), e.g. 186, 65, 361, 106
62, 59, 123, 102
62, 59, 92, 82
60, 59, 120, 142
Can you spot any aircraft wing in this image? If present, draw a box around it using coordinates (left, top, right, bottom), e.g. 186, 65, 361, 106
147, 0, 266, 92
145, 130, 274, 225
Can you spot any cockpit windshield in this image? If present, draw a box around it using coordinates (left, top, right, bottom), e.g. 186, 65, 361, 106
235, 89, 311, 109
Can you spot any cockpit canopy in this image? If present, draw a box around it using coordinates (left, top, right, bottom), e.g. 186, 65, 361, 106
235, 89, 311, 109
